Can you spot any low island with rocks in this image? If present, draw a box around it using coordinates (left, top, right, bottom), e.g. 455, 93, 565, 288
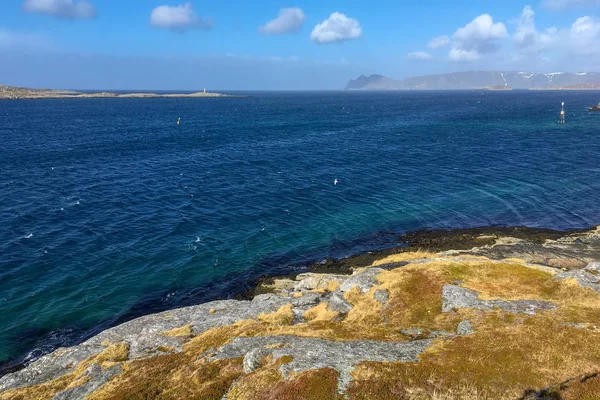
0, 85, 241, 100
3, 226, 600, 399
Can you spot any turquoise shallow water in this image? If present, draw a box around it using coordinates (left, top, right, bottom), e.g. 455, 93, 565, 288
1, 90, 600, 367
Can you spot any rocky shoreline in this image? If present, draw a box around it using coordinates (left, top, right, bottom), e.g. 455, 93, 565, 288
0, 85, 243, 100
2, 225, 600, 399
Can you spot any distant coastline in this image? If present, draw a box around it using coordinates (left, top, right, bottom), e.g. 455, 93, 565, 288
0, 85, 245, 100
344, 71, 600, 90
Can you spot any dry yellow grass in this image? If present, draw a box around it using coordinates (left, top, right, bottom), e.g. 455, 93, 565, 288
258, 304, 295, 326
0, 343, 129, 400
9, 254, 600, 400
303, 303, 339, 322
95, 343, 129, 364
371, 251, 439, 267
327, 280, 341, 292
162, 324, 194, 338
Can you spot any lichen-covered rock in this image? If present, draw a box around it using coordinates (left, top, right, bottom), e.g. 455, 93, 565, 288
327, 292, 353, 314
0, 296, 291, 393
293, 273, 347, 292
457, 320, 475, 336
0, 344, 103, 393
373, 289, 389, 304
339, 268, 384, 294
243, 348, 264, 374
52, 364, 122, 400
5, 227, 600, 400
442, 285, 556, 315
556, 262, 600, 292
442, 285, 493, 312
208, 335, 432, 392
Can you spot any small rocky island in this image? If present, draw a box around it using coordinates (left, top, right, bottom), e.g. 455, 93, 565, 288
0, 85, 238, 100
2, 226, 600, 399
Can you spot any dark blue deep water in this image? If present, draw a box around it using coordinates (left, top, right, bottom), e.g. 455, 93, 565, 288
2, 91, 600, 366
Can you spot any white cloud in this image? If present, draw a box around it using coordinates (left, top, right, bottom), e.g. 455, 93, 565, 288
449, 48, 481, 62
428, 35, 450, 49
259, 8, 305, 35
542, 0, 600, 11
449, 14, 507, 62
150, 3, 213, 32
569, 15, 600, 54
407, 52, 433, 60
310, 12, 362, 44
513, 6, 557, 52
22, 0, 96, 20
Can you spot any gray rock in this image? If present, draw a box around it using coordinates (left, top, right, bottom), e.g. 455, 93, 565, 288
127, 334, 184, 359
53, 364, 122, 400
293, 274, 347, 292
457, 320, 475, 336
1, 296, 291, 393
494, 300, 556, 315
339, 268, 384, 294
327, 292, 353, 314
290, 292, 326, 322
442, 284, 556, 315
556, 262, 600, 293
375, 262, 409, 270
373, 289, 389, 305
291, 292, 324, 308
208, 335, 432, 393
400, 329, 454, 339
0, 344, 103, 393
243, 348, 264, 374
442, 285, 493, 313
400, 328, 425, 338
427, 330, 456, 339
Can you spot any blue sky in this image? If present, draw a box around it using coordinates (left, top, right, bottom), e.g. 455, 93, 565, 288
1, 0, 600, 89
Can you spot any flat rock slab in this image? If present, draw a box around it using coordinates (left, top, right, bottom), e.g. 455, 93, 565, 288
53, 364, 122, 400
209, 335, 432, 392
293, 274, 348, 292
0, 344, 104, 393
0, 294, 290, 393
442, 285, 556, 315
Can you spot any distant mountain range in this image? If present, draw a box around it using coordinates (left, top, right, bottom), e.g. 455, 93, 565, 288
344, 71, 600, 90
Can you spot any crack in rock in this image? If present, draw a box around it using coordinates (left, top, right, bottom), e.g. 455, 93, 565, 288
442, 285, 556, 315
207, 335, 432, 393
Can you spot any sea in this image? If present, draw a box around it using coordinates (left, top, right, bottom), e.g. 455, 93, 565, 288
1, 90, 600, 370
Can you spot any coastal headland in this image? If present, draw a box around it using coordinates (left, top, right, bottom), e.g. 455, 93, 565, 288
2, 225, 600, 399
0, 85, 242, 100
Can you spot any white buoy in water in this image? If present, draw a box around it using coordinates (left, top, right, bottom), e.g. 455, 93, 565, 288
558, 102, 565, 124
177, 117, 181, 126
